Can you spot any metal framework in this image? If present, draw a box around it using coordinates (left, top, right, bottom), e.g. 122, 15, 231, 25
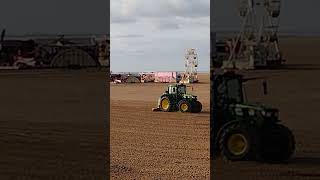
180, 48, 199, 83
224, 0, 284, 69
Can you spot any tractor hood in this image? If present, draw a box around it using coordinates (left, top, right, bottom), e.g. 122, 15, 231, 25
234, 103, 276, 111
183, 94, 197, 99
232, 103, 280, 120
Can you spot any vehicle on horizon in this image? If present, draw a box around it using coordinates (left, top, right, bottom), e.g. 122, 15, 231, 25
152, 84, 202, 113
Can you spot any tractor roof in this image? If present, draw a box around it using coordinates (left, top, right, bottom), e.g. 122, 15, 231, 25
213, 69, 243, 79
168, 83, 185, 87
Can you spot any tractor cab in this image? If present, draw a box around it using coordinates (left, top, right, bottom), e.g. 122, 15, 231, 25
167, 84, 187, 95
213, 71, 244, 107
212, 70, 280, 125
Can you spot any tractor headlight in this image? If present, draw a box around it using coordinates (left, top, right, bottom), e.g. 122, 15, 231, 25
261, 110, 279, 119
235, 108, 243, 116
248, 109, 255, 116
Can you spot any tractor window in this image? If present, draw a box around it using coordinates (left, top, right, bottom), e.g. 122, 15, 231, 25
216, 80, 227, 107
226, 79, 243, 103
178, 86, 186, 94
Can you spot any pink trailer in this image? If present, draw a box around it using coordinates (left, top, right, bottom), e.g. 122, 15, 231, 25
154, 72, 177, 83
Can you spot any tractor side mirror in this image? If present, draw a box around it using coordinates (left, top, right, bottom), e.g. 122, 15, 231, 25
263, 80, 268, 95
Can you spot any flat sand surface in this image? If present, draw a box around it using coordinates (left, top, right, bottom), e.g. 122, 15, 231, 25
111, 74, 210, 179
0, 70, 109, 179
212, 38, 320, 179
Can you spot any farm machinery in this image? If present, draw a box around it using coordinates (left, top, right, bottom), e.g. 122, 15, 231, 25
210, 70, 295, 162
152, 84, 202, 113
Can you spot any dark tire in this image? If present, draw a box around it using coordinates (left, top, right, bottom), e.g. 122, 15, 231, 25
159, 96, 174, 112
219, 124, 255, 161
258, 124, 295, 163
191, 101, 202, 113
178, 99, 192, 113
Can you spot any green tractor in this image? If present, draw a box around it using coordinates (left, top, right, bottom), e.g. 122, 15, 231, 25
152, 84, 202, 113
211, 70, 295, 162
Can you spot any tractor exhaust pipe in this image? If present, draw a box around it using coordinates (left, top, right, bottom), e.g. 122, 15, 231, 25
263, 80, 268, 95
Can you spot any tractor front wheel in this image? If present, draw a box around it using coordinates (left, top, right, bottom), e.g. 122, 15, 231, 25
219, 124, 255, 161
178, 100, 191, 113
159, 96, 174, 112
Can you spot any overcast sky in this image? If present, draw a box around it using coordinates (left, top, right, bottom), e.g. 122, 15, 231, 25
0, 0, 109, 35
111, 0, 210, 72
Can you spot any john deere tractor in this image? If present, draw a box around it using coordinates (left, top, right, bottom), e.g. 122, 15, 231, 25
211, 70, 295, 162
152, 84, 202, 113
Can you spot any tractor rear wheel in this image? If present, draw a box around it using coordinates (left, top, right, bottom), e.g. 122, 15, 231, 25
219, 124, 255, 161
178, 100, 191, 113
258, 124, 295, 162
159, 96, 174, 112
191, 101, 202, 113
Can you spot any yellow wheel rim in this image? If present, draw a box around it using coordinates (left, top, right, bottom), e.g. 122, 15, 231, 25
180, 103, 189, 111
227, 133, 248, 156
161, 99, 170, 110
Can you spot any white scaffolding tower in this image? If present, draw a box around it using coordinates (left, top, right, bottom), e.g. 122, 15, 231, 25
180, 48, 199, 84
223, 0, 284, 69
